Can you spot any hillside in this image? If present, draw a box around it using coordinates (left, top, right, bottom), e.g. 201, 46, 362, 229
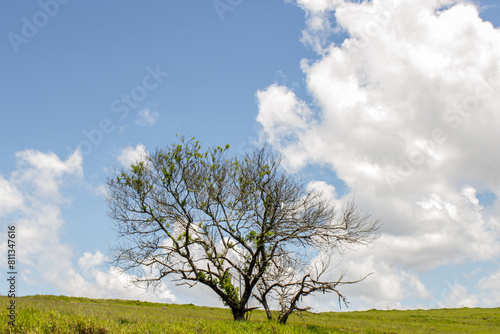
1, 295, 499, 333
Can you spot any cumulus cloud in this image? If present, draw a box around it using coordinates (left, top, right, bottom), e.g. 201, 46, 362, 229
300, 247, 432, 312
117, 144, 148, 167
12, 149, 83, 199
136, 108, 159, 127
0, 150, 83, 288
477, 269, 500, 306
257, 0, 500, 309
64, 250, 177, 302
257, 84, 313, 144
0, 176, 23, 216
78, 251, 107, 273
430, 281, 480, 308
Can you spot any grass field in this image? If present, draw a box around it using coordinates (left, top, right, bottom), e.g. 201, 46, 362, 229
0, 295, 499, 333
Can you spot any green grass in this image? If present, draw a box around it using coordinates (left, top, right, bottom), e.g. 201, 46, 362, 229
0, 295, 499, 333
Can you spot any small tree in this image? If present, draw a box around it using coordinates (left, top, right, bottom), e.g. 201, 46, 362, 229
107, 137, 379, 321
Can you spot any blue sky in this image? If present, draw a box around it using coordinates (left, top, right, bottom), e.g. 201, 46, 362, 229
1, 0, 500, 311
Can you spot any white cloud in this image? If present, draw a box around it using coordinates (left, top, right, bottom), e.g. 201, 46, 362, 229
297, 248, 432, 312
257, 0, 500, 309
342, 250, 431, 302
0, 150, 83, 290
117, 144, 148, 167
136, 108, 159, 127
462, 186, 480, 206
12, 149, 83, 199
295, 0, 346, 12
0, 176, 23, 216
307, 180, 338, 204
78, 251, 106, 272
67, 251, 177, 303
477, 269, 500, 306
256, 84, 315, 170
256, 84, 312, 146
431, 282, 479, 308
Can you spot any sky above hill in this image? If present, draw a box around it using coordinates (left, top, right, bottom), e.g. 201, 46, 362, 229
1, 0, 500, 311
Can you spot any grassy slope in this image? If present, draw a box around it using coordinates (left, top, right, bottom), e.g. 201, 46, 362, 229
0, 295, 498, 333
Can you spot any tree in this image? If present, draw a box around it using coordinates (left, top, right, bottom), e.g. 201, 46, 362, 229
106, 137, 379, 321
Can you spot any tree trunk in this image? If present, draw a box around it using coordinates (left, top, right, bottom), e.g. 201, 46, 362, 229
259, 297, 273, 320
264, 306, 273, 321
278, 310, 292, 324
231, 308, 246, 321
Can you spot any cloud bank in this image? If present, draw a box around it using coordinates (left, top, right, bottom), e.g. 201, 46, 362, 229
258, 0, 500, 309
